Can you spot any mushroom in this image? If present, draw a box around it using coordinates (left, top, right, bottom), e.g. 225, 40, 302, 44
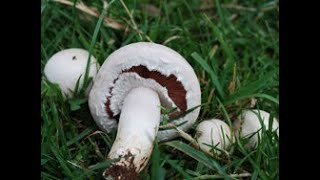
43, 48, 100, 99
196, 119, 232, 155
233, 109, 279, 149
88, 42, 201, 179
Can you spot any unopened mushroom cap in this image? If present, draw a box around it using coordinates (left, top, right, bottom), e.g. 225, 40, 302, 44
196, 119, 232, 155
89, 42, 201, 141
234, 109, 279, 148
44, 48, 100, 98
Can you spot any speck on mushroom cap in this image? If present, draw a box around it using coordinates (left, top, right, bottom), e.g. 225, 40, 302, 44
44, 48, 100, 98
89, 42, 201, 141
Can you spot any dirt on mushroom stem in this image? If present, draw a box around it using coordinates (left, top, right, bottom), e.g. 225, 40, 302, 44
103, 152, 138, 180
103, 153, 150, 180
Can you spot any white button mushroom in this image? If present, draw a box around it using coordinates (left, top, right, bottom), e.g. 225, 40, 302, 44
88, 42, 201, 179
196, 119, 233, 155
233, 109, 279, 149
43, 48, 100, 99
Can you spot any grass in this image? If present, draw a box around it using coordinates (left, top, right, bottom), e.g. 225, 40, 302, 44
41, 0, 279, 179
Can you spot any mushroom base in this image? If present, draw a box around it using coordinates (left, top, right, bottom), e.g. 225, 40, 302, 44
103, 157, 138, 180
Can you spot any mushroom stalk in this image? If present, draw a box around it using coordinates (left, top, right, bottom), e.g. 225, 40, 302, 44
103, 87, 161, 179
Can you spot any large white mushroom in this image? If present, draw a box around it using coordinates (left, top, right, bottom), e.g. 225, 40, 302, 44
233, 109, 279, 149
196, 119, 233, 155
43, 48, 100, 99
88, 42, 201, 179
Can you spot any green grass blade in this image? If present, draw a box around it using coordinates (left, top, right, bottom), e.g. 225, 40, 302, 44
50, 143, 74, 178
204, 15, 235, 70
41, 4, 46, 15
150, 142, 166, 180
164, 141, 228, 178
191, 52, 225, 99
224, 70, 278, 104
216, 98, 232, 127
224, 93, 279, 105
66, 127, 95, 146
88, 160, 114, 171
164, 157, 192, 179
82, 0, 117, 93
214, 0, 227, 27
41, 171, 58, 179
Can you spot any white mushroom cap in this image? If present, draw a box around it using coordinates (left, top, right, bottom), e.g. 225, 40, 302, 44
233, 109, 279, 148
89, 42, 201, 141
196, 119, 232, 155
44, 48, 100, 99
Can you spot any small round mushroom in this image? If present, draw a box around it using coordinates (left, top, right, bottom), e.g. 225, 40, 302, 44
233, 109, 279, 149
88, 42, 201, 179
43, 48, 100, 99
196, 119, 232, 155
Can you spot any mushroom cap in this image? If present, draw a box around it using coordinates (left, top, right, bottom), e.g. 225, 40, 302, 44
233, 109, 279, 148
196, 119, 232, 155
44, 48, 100, 98
89, 42, 201, 141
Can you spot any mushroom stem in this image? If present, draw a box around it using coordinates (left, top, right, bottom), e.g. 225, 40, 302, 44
103, 87, 160, 179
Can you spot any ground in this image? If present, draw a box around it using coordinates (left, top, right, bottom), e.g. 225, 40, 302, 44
41, 0, 279, 179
